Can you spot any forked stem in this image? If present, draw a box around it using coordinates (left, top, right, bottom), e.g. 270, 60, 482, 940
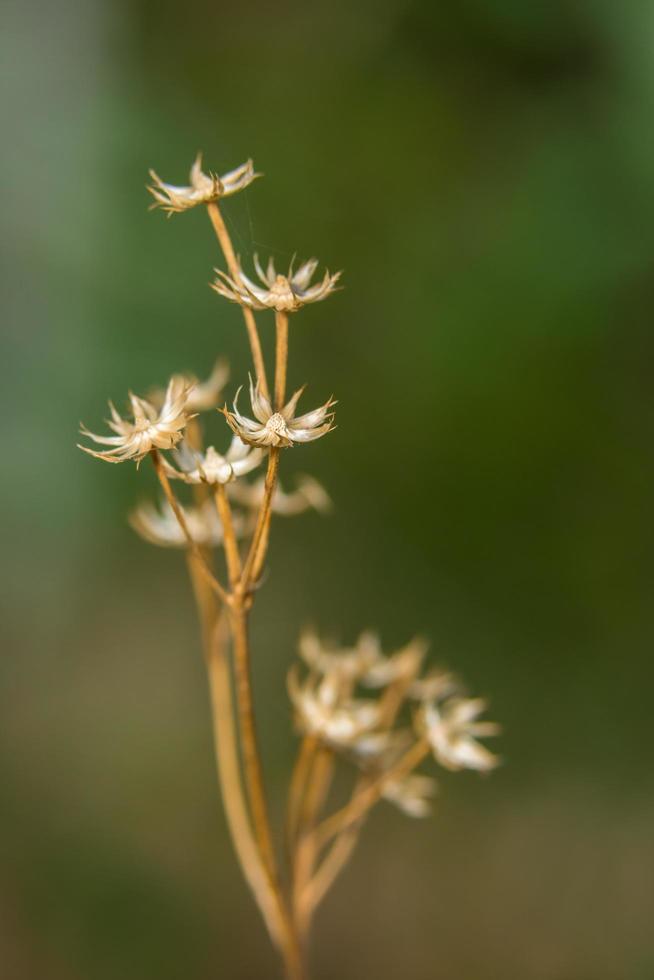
241, 448, 280, 587
312, 739, 430, 851
214, 483, 242, 586
150, 450, 229, 604
229, 604, 279, 882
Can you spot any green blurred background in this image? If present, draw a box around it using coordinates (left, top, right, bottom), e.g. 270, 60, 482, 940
3, 0, 654, 977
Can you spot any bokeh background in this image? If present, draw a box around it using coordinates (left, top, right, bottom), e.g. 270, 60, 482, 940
3, 1, 654, 977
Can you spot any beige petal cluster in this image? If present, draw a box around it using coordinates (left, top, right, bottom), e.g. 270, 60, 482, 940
224, 378, 335, 448
382, 773, 437, 819
150, 360, 229, 413
212, 254, 341, 312
298, 629, 382, 681
418, 698, 500, 772
299, 630, 428, 692
228, 473, 331, 516
290, 629, 500, 814
148, 154, 260, 214
409, 670, 459, 702
288, 667, 381, 751
79, 377, 192, 463
361, 638, 428, 689
129, 497, 239, 549
162, 436, 264, 486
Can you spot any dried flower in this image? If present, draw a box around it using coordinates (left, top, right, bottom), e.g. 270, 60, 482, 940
224, 378, 335, 448
79, 376, 192, 463
288, 667, 381, 751
148, 154, 260, 214
409, 670, 459, 702
419, 698, 500, 772
228, 473, 331, 515
150, 360, 229, 413
162, 436, 264, 486
212, 254, 341, 312
382, 773, 437, 818
129, 497, 239, 549
361, 638, 428, 689
298, 629, 382, 682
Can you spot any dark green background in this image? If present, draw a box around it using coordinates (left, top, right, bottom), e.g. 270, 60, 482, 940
3, 1, 654, 977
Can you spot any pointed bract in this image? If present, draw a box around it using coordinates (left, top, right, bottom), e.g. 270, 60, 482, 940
211, 253, 341, 312
148, 154, 260, 214
223, 377, 336, 448
79, 376, 193, 463
418, 697, 501, 773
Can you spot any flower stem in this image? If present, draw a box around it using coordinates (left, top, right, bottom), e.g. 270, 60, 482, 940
312, 739, 430, 850
150, 450, 230, 605
214, 483, 242, 586
229, 604, 279, 880
274, 310, 289, 410
228, 600, 308, 978
241, 448, 280, 588
203, 611, 283, 944
206, 202, 269, 401
286, 736, 318, 855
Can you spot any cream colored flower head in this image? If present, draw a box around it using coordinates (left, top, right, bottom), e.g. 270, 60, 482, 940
418, 697, 500, 773
79, 376, 193, 464
288, 666, 381, 751
360, 637, 428, 690
212, 253, 341, 312
129, 497, 239, 549
223, 377, 335, 448
382, 773, 437, 819
148, 153, 260, 214
162, 436, 264, 486
298, 629, 382, 682
228, 473, 332, 516
409, 669, 459, 703
150, 360, 229, 413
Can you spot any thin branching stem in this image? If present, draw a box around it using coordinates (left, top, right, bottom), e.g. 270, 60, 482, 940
311, 739, 430, 851
214, 483, 242, 586
185, 558, 283, 945
298, 822, 360, 930
206, 202, 269, 400
286, 735, 318, 854
228, 601, 307, 979
241, 448, 280, 587
229, 604, 279, 881
274, 310, 289, 410
150, 450, 230, 605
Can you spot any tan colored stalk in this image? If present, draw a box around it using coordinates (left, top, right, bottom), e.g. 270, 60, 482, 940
311, 739, 430, 853
214, 483, 242, 586
206, 202, 269, 400
292, 748, 335, 919
241, 448, 280, 587
185, 415, 204, 452
297, 673, 419, 926
274, 310, 289, 409
184, 551, 280, 937
298, 823, 359, 930
229, 602, 307, 979
150, 450, 230, 605
228, 606, 278, 880
206, 630, 283, 942
286, 736, 318, 851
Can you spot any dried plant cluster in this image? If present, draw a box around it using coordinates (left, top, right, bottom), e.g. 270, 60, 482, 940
79, 152, 500, 979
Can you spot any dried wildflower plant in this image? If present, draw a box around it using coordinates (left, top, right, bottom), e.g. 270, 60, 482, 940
79, 152, 501, 979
